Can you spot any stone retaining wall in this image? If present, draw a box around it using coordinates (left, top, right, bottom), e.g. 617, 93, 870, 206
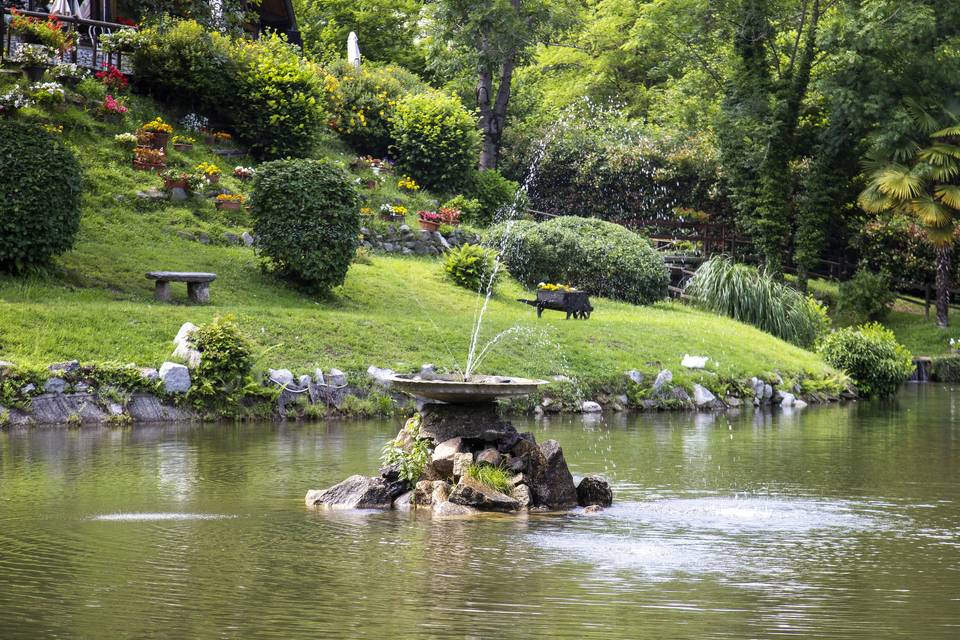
359, 225, 480, 256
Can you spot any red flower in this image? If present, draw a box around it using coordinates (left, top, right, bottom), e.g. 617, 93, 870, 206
96, 65, 128, 91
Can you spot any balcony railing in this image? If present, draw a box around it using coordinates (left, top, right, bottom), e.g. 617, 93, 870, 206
1, 7, 135, 72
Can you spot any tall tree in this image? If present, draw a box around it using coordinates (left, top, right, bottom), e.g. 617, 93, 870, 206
718, 0, 822, 274
859, 103, 960, 327
429, 0, 576, 169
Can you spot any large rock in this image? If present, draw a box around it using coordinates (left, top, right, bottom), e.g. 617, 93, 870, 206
531, 440, 578, 509
577, 476, 613, 507
305, 475, 393, 509
431, 480, 452, 504
431, 437, 463, 475
44, 377, 67, 395
412, 479, 434, 506
419, 403, 517, 444
511, 484, 532, 509
452, 451, 474, 479
653, 369, 673, 394
449, 476, 519, 512
159, 362, 191, 394
432, 501, 479, 518
581, 401, 602, 413
693, 384, 716, 407
475, 447, 501, 467
268, 368, 295, 387
171, 322, 200, 368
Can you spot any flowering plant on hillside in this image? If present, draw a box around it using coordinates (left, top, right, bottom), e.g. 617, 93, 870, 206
213, 131, 233, 143
195, 162, 222, 177
0, 87, 31, 114
215, 194, 245, 203
102, 94, 128, 114
51, 62, 88, 80
96, 65, 128, 92
180, 113, 209, 132
438, 207, 461, 225
9, 43, 56, 66
172, 135, 195, 145
141, 117, 172, 133
233, 166, 255, 179
29, 81, 65, 106
537, 283, 578, 292
397, 175, 419, 191
114, 132, 138, 146
99, 29, 141, 53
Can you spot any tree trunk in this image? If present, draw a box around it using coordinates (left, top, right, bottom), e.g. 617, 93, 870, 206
936, 244, 952, 327
477, 57, 516, 171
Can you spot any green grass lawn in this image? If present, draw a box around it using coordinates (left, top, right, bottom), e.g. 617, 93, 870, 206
0, 88, 838, 393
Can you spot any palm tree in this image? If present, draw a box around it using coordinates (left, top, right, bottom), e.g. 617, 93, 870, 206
859, 101, 960, 328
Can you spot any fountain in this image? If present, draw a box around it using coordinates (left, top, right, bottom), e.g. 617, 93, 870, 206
305, 375, 613, 515
305, 108, 612, 516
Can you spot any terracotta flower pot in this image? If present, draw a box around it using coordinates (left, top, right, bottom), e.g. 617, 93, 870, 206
139, 130, 170, 151
173, 143, 193, 152
164, 178, 188, 190
132, 159, 164, 171
206, 174, 220, 185
418, 219, 440, 232
380, 212, 404, 223
215, 200, 242, 211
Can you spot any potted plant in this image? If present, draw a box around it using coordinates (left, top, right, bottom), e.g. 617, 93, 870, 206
195, 162, 222, 184
114, 132, 138, 148
160, 168, 190, 190
417, 210, 443, 232
133, 147, 165, 170
9, 10, 73, 51
379, 203, 406, 223
212, 131, 233, 146
95, 65, 128, 93
28, 82, 66, 111
215, 193, 245, 211
438, 206, 461, 226
138, 117, 173, 150
233, 166, 255, 181
101, 94, 128, 122
98, 29, 141, 55
0, 87, 31, 116
397, 175, 420, 192
172, 135, 195, 152
10, 44, 56, 82
51, 63, 88, 89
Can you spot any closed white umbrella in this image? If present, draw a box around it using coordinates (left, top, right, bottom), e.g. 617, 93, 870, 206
49, 0, 74, 15
347, 31, 361, 70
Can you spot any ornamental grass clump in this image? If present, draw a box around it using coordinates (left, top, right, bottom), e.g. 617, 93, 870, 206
685, 256, 828, 348
816, 323, 913, 398
465, 464, 512, 494
251, 158, 360, 294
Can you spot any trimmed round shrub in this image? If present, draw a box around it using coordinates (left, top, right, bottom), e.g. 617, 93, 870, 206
389, 92, 479, 192
816, 323, 914, 398
487, 216, 668, 305
464, 169, 519, 226
443, 243, 501, 292
251, 159, 360, 294
323, 60, 427, 156
0, 120, 82, 272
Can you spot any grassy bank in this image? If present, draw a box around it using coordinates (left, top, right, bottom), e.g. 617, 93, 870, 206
0, 89, 840, 398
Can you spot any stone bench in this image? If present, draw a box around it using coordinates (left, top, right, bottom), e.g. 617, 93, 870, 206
146, 271, 216, 304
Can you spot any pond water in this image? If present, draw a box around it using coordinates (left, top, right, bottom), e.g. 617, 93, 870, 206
2, 385, 960, 639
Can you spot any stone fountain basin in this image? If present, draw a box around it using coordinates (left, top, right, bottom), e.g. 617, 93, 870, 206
387, 374, 548, 403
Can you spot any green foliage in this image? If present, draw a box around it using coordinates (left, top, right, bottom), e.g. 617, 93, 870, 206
389, 92, 479, 192
501, 111, 726, 224
293, 0, 427, 72
932, 355, 960, 382
488, 216, 669, 305
75, 77, 107, 102
186, 316, 254, 406
816, 323, 914, 399
119, 0, 258, 33
0, 120, 82, 272
132, 18, 233, 111
380, 414, 433, 486
322, 60, 426, 156
0, 365, 46, 410
251, 159, 360, 294
837, 270, 895, 324
442, 195, 483, 224
228, 34, 325, 159
443, 243, 501, 292
856, 214, 960, 286
464, 463, 512, 493
686, 257, 828, 348
464, 169, 518, 226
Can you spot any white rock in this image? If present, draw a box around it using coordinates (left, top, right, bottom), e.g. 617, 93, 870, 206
581, 401, 602, 413
298, 374, 312, 389
159, 362, 191, 394
314, 368, 326, 385
367, 365, 394, 388
793, 399, 808, 409
778, 392, 796, 407
171, 322, 200, 368
626, 369, 644, 384
693, 384, 716, 407
44, 378, 67, 394
328, 368, 347, 386
763, 384, 773, 399
681, 354, 708, 369
653, 369, 673, 393
268, 368, 295, 386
